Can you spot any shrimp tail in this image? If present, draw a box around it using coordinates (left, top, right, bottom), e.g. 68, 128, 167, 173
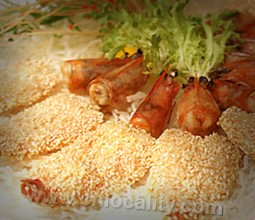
21, 179, 50, 203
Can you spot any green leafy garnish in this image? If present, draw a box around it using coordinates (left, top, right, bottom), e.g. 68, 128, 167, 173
86, 0, 239, 82
0, 0, 239, 83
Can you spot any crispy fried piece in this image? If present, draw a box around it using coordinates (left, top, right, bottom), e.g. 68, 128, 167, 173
147, 129, 242, 211
21, 121, 156, 206
21, 139, 104, 206
0, 58, 60, 115
218, 106, 255, 160
0, 92, 103, 159
89, 121, 155, 192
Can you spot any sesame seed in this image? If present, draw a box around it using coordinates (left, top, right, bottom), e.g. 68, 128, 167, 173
22, 121, 156, 206
0, 58, 60, 115
0, 92, 103, 159
218, 106, 255, 160
147, 128, 242, 210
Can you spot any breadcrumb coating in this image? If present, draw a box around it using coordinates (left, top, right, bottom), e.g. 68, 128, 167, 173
89, 121, 156, 193
0, 92, 103, 159
21, 121, 156, 206
147, 129, 243, 210
0, 58, 60, 115
218, 106, 255, 160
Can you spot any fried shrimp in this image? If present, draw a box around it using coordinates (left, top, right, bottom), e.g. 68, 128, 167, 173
130, 67, 180, 138
176, 77, 221, 137
220, 60, 255, 89
147, 129, 242, 216
218, 106, 255, 160
61, 57, 133, 93
0, 58, 60, 115
208, 79, 255, 113
0, 92, 103, 159
21, 121, 156, 206
88, 55, 147, 110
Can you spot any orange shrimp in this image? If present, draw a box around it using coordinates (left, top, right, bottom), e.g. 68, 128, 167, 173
240, 23, 255, 55
88, 54, 147, 110
130, 67, 181, 138
240, 39, 255, 56
232, 12, 255, 30
208, 79, 255, 113
176, 77, 221, 137
224, 15, 255, 74
213, 17, 255, 112
61, 57, 136, 93
21, 179, 50, 203
219, 59, 255, 89
225, 22, 255, 61
238, 21, 255, 39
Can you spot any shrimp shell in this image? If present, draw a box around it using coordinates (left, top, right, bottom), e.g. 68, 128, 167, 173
130, 67, 181, 138
177, 78, 221, 137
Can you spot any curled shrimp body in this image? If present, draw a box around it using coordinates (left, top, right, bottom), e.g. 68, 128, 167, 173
176, 77, 221, 137
240, 39, 255, 56
238, 21, 255, 39
234, 14, 255, 55
219, 60, 255, 89
208, 79, 255, 113
61, 57, 134, 93
130, 67, 181, 138
240, 26, 255, 56
214, 16, 255, 113
88, 55, 147, 110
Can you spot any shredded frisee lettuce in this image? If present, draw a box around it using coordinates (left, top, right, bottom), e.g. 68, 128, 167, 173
87, 0, 238, 82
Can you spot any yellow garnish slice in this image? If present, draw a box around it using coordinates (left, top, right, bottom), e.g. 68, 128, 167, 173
115, 46, 138, 58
